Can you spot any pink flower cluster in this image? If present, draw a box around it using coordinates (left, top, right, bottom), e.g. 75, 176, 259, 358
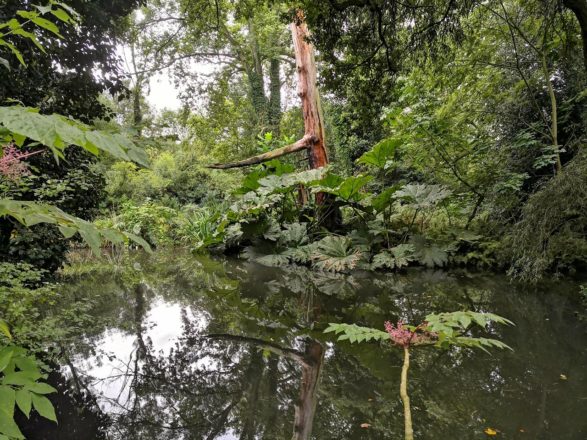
0, 145, 37, 181
384, 320, 435, 347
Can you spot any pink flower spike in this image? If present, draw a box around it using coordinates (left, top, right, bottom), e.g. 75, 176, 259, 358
384, 320, 435, 347
0, 144, 40, 181
384, 320, 415, 347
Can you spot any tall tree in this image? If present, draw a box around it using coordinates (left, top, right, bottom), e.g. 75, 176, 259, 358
138, 0, 290, 139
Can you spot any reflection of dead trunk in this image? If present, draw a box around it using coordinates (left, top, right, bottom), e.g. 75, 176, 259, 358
208, 11, 329, 182
262, 355, 280, 438
240, 350, 264, 440
206, 334, 324, 440
292, 339, 324, 440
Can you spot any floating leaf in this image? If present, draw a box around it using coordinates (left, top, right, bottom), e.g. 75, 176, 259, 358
484, 427, 498, 436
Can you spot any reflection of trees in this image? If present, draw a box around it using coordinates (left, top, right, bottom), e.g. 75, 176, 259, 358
51, 253, 587, 440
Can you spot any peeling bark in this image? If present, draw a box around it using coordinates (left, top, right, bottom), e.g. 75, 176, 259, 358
290, 11, 329, 171
208, 11, 329, 174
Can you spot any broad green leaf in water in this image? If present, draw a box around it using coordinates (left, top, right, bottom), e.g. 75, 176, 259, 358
311, 236, 364, 272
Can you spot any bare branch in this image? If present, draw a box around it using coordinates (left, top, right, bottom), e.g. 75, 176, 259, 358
205, 333, 306, 364
207, 135, 314, 169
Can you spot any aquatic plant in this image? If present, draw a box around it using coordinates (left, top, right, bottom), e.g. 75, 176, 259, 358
325, 311, 514, 440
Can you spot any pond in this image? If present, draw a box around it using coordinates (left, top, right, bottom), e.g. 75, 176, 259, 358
23, 251, 587, 439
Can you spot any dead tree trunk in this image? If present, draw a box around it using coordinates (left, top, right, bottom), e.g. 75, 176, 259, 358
208, 11, 329, 174
290, 11, 329, 172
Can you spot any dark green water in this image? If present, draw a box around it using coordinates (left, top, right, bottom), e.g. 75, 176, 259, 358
25, 251, 587, 439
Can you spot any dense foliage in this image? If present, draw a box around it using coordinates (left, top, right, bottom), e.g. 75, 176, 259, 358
1, 0, 587, 437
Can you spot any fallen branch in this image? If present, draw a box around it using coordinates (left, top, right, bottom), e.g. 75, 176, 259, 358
206, 134, 315, 169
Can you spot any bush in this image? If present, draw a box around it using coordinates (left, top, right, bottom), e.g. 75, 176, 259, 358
509, 150, 587, 280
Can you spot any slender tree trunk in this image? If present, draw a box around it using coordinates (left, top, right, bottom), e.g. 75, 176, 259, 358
400, 347, 414, 440
268, 58, 282, 135
129, 42, 143, 135
541, 53, 562, 174
248, 18, 268, 125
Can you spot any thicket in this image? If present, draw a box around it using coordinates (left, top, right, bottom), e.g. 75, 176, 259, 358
95, 0, 587, 281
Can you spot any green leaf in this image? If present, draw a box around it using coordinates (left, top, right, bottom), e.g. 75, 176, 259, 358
410, 236, 448, 268
77, 221, 102, 255
25, 383, 56, 395
2, 371, 43, 386
50, 8, 73, 24
31, 394, 57, 422
0, 348, 13, 372
0, 411, 24, 439
30, 16, 62, 37
395, 184, 451, 210
15, 390, 31, 418
0, 106, 149, 166
357, 137, 402, 168
371, 186, 401, 212
311, 236, 364, 272
317, 175, 373, 202
324, 323, 389, 344
0, 321, 10, 340
0, 41, 25, 66
255, 253, 291, 267
0, 386, 15, 417
34, 5, 53, 14
11, 29, 45, 52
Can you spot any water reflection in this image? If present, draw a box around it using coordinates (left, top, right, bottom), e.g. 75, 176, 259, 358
28, 252, 587, 439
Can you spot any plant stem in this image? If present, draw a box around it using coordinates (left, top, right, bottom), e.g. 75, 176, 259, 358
400, 346, 414, 440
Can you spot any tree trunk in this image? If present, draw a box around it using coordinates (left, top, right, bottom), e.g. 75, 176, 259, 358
247, 18, 268, 124
208, 11, 329, 174
207, 11, 338, 225
290, 11, 329, 172
268, 57, 282, 135
400, 347, 414, 440
564, 0, 587, 72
